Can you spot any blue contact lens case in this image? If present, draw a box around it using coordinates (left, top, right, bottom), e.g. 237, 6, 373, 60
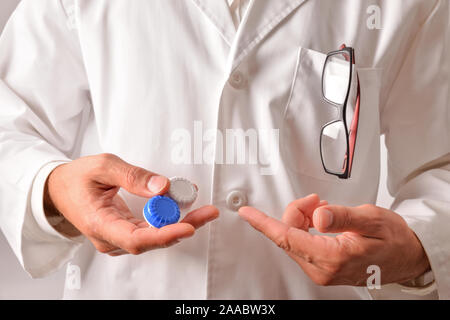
143, 195, 180, 228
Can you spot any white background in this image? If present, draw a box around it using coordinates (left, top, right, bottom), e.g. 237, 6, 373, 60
0, 0, 394, 299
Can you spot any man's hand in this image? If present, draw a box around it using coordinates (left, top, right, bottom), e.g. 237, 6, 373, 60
45, 153, 219, 256
238, 194, 430, 286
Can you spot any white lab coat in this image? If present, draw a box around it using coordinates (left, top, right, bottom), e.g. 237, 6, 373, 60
0, 0, 449, 299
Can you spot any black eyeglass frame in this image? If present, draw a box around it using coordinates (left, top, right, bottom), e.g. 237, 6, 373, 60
320, 46, 355, 179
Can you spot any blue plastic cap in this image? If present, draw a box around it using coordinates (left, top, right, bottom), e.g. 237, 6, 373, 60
143, 195, 180, 228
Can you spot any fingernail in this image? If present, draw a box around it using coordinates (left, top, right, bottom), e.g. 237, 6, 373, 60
320, 209, 334, 229
147, 175, 168, 194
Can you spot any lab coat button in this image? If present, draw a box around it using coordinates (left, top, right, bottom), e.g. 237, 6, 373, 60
229, 70, 247, 89
226, 190, 247, 211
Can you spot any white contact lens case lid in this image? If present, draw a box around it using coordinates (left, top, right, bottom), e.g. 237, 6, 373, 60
167, 177, 198, 209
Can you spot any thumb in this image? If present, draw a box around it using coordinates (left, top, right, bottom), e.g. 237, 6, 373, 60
312, 204, 386, 238
96, 154, 170, 198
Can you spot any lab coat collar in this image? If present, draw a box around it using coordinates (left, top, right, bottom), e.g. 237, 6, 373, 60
191, 0, 310, 72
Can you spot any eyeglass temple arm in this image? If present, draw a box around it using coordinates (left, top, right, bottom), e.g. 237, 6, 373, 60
339, 44, 355, 64
339, 44, 358, 176
348, 77, 360, 175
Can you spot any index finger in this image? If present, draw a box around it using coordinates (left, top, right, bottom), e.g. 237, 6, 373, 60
238, 206, 338, 263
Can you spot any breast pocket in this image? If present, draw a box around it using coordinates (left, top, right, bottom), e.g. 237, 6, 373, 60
280, 46, 381, 182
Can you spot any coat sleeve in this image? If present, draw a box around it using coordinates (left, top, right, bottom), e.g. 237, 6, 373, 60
0, 0, 89, 277
380, 0, 450, 299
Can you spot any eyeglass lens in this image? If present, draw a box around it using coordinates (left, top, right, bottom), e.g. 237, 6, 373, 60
323, 52, 351, 105
321, 121, 348, 174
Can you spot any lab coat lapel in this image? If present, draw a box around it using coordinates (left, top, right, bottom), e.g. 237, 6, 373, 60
190, 0, 237, 46
191, 0, 310, 72
227, 0, 310, 71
